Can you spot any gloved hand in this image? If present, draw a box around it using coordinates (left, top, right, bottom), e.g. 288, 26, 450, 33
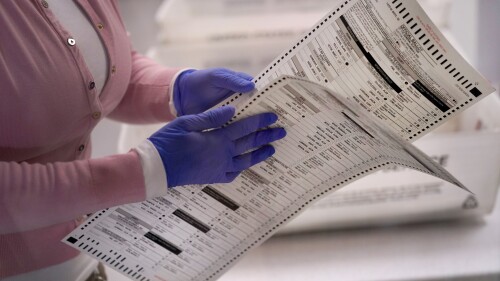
149, 106, 286, 187
173, 68, 255, 116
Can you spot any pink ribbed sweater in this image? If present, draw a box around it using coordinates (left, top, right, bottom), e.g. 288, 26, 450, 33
0, 1, 179, 278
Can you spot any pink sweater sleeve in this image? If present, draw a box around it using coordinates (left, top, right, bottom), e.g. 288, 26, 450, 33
107, 51, 182, 124
0, 150, 146, 235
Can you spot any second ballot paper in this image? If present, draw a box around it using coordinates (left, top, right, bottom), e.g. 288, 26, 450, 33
63, 0, 495, 280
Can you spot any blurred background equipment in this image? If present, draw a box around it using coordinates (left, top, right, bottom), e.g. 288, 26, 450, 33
151, 0, 453, 74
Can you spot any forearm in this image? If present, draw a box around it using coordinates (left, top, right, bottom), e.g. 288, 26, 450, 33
0, 151, 146, 235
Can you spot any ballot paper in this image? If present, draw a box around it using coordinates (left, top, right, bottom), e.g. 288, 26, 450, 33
244, 0, 495, 142
64, 1, 495, 280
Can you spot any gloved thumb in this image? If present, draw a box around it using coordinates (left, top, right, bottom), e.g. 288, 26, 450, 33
179, 106, 236, 132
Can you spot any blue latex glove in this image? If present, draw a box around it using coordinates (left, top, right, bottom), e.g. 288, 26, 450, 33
149, 106, 286, 188
174, 68, 255, 116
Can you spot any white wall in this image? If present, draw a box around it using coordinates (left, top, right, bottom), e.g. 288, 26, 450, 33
449, 0, 479, 65
449, 0, 499, 83
477, 0, 500, 83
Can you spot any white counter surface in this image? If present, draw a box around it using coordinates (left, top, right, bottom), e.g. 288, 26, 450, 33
217, 193, 500, 281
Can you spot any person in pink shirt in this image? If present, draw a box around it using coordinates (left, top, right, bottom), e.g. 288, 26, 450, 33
0, 1, 286, 280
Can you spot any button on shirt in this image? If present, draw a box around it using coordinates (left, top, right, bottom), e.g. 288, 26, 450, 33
50, 0, 109, 96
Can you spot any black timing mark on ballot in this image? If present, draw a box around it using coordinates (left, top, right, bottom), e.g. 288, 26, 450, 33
144, 232, 182, 255
202, 185, 240, 211
67, 237, 78, 244
470, 87, 483, 98
412, 80, 450, 112
173, 209, 211, 233
339, 16, 402, 94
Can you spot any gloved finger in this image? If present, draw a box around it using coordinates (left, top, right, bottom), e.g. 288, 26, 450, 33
177, 106, 235, 131
211, 70, 255, 93
233, 128, 286, 155
229, 145, 275, 172
223, 112, 279, 140
234, 72, 254, 81
209, 68, 252, 81
224, 172, 241, 183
